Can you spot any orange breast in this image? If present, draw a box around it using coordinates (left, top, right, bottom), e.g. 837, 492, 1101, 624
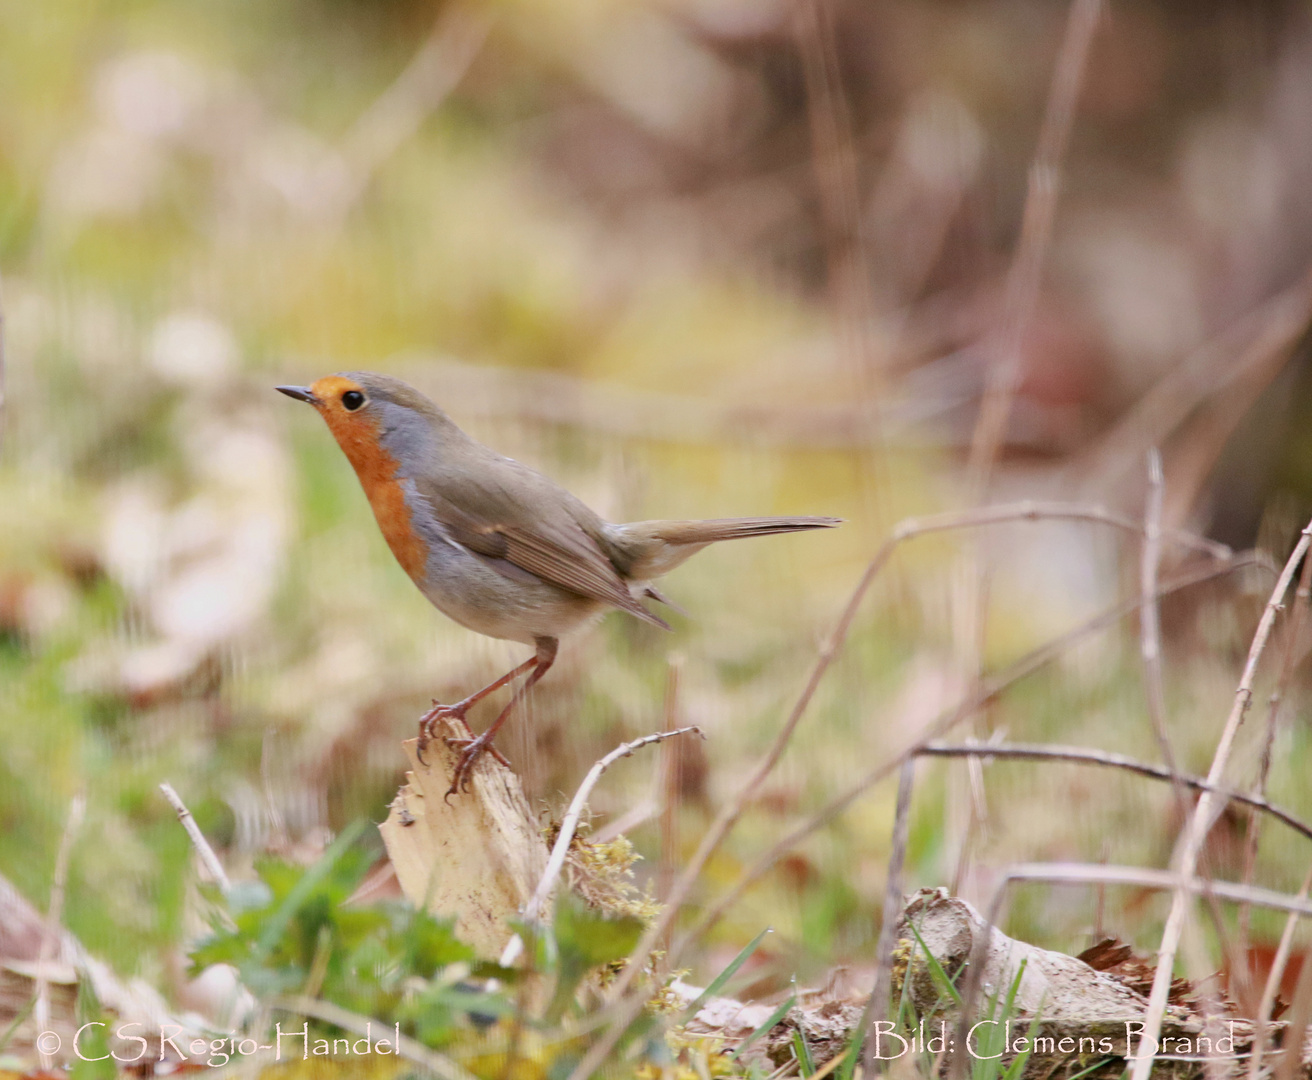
320, 406, 428, 583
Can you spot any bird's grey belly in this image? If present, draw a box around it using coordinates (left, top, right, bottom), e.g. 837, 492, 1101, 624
415, 524, 605, 644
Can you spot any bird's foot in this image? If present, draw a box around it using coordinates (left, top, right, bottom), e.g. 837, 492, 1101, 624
443, 733, 512, 799
415, 700, 471, 766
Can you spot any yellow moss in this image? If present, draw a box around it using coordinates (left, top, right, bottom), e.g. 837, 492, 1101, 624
661, 1029, 740, 1078
257, 1057, 409, 1079
554, 827, 663, 926
646, 971, 692, 1016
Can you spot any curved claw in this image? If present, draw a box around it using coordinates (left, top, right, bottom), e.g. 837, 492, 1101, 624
443, 733, 511, 799
444, 735, 512, 769
416, 701, 471, 766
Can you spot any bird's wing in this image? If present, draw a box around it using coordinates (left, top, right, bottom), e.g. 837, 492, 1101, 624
412, 462, 670, 630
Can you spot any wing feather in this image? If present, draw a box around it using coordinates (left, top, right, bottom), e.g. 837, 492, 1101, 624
413, 469, 670, 630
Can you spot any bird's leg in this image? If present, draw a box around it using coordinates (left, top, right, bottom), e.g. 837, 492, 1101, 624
446, 637, 558, 797
415, 655, 537, 764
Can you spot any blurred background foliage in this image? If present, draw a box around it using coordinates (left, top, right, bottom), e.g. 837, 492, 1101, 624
3, 0, 1312, 1034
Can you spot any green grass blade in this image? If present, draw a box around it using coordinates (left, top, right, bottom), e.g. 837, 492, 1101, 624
906, 920, 963, 1006
1064, 1057, 1115, 1080
681, 926, 771, 1020
972, 956, 1028, 1080
729, 991, 796, 1061
999, 1022, 1038, 1080
793, 1028, 816, 1077
1000, 957, 1026, 1016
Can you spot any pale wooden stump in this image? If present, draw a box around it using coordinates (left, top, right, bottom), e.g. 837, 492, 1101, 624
379, 720, 549, 959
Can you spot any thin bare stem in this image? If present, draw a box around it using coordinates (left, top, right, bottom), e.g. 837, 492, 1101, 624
985, 863, 1312, 917
861, 758, 917, 1076
794, 0, 879, 388
949, 883, 1013, 1080
1239, 544, 1312, 955
669, 553, 1263, 964
1248, 863, 1312, 1080
160, 781, 231, 893
945, 856, 1312, 1080
1140, 450, 1183, 781
566, 507, 1236, 1080
1138, 452, 1244, 1011
1081, 266, 1312, 497
1131, 520, 1312, 1080
332, 8, 491, 219
622, 505, 1224, 974
896, 501, 1230, 559
915, 743, 1312, 842
659, 658, 685, 961
498, 726, 702, 968
953, 0, 1102, 904
965, 0, 1103, 493
1274, 923, 1312, 1080
34, 793, 84, 1073
793, 0, 895, 575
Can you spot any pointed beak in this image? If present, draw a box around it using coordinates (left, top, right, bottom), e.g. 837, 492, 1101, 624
276, 385, 319, 405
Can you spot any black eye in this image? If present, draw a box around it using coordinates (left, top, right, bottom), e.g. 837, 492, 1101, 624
342, 390, 366, 411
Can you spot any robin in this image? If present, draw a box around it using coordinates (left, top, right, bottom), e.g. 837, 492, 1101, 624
278, 372, 839, 795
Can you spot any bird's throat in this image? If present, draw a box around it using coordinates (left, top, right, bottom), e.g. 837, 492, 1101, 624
324, 412, 428, 583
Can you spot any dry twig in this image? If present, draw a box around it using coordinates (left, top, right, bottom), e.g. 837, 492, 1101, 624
795, 0, 880, 392
896, 501, 1231, 558
1136, 453, 1243, 1029
670, 553, 1263, 962
498, 725, 703, 969
997, 862, 1312, 920
159, 781, 231, 893
566, 489, 1238, 1080
1131, 520, 1312, 1080
34, 793, 84, 1074
1140, 450, 1183, 784
965, 0, 1103, 491
948, 860, 1312, 1080
1275, 928, 1312, 1080
332, 7, 491, 220
916, 742, 1312, 842
1082, 266, 1312, 498
1240, 544, 1312, 954
1249, 863, 1312, 1080
860, 758, 916, 1075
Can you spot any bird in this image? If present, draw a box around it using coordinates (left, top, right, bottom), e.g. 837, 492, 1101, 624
277, 372, 840, 795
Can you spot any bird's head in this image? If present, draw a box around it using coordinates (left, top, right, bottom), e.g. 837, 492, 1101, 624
277, 373, 381, 455
277, 372, 451, 473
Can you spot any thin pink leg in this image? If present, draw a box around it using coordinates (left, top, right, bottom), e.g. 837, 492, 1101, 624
415, 655, 538, 765
445, 637, 558, 797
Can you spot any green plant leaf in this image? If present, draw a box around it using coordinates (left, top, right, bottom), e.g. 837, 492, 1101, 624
545, 893, 645, 1024
255, 820, 370, 960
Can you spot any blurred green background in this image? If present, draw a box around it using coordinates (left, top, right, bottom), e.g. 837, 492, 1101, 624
3, 0, 1312, 1028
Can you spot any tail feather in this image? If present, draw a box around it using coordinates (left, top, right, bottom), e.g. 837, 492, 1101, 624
650, 516, 842, 546
609, 515, 841, 581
